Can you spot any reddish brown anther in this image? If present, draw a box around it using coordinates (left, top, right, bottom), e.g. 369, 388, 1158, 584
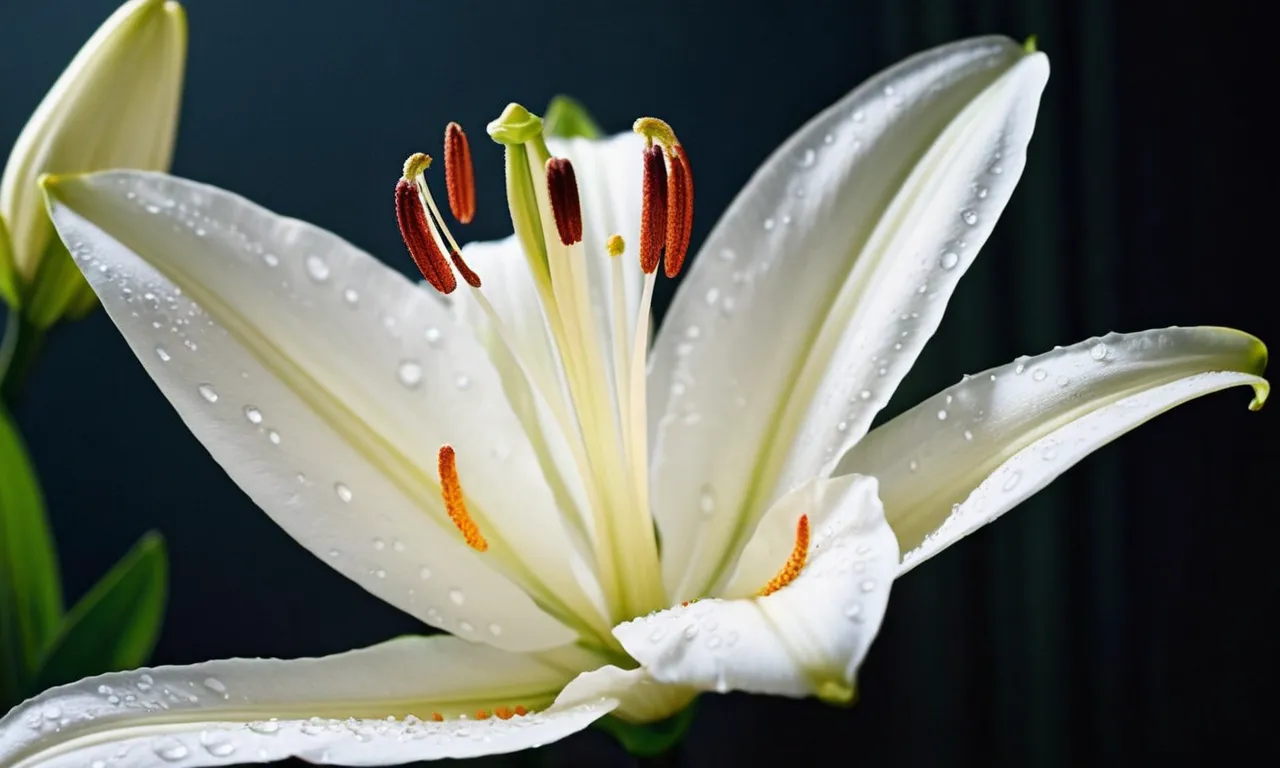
450, 249, 482, 288
545, 157, 583, 246
444, 122, 476, 224
395, 178, 456, 294
663, 145, 694, 278
639, 144, 668, 274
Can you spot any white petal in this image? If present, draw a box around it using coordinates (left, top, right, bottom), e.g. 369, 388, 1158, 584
836, 327, 1269, 573
0, 636, 616, 767
647, 37, 1048, 599
556, 665, 696, 724
44, 171, 605, 650
615, 476, 898, 701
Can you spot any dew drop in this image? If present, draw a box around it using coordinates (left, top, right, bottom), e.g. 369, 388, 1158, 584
940, 251, 960, 270
859, 389, 872, 400
155, 345, 171, 362
327, 548, 341, 558
859, 579, 877, 593
458, 620, 474, 633
909, 460, 919, 472
304, 255, 331, 282
718, 248, 736, 262
151, 736, 189, 762
267, 429, 281, 445
374, 569, 387, 579
397, 360, 424, 389
1002, 470, 1023, 492
488, 623, 503, 637
197, 383, 218, 403
845, 603, 864, 622
699, 485, 717, 515
1041, 445, 1059, 461
961, 209, 979, 226
1090, 342, 1108, 361
200, 729, 237, 757
822, 133, 834, 145
683, 624, 700, 640
248, 720, 280, 735
799, 148, 816, 167
372, 538, 386, 551
42, 705, 62, 720
343, 288, 360, 306
418, 566, 432, 580
449, 588, 465, 606
392, 540, 406, 553
262, 252, 280, 267
1015, 363, 1026, 375
852, 109, 865, 122
763, 218, 776, 231
424, 327, 443, 347
1056, 375, 1070, 388
936, 409, 948, 421
202, 677, 227, 696
454, 374, 471, 390
243, 406, 263, 424
335, 483, 353, 503
990, 164, 1004, 175
1032, 368, 1048, 382
837, 420, 848, 432
963, 429, 974, 441
704, 287, 720, 306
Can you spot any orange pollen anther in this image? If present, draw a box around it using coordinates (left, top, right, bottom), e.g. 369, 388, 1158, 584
395, 178, 456, 294
430, 712, 443, 722
639, 144, 668, 274
450, 249, 482, 288
663, 144, 694, 278
437, 445, 488, 552
545, 157, 584, 245
444, 122, 476, 224
474, 710, 491, 720
758, 515, 810, 597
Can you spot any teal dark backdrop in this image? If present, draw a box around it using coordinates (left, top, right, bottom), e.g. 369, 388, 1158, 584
2, 0, 1276, 765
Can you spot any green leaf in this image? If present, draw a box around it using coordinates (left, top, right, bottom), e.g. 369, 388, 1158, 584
31, 532, 167, 692
0, 216, 18, 310
593, 699, 699, 758
0, 403, 62, 705
543, 95, 603, 140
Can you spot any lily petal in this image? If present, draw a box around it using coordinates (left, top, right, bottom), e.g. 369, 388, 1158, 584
43, 170, 603, 650
0, 636, 616, 767
836, 327, 1269, 573
648, 36, 1048, 599
614, 476, 897, 701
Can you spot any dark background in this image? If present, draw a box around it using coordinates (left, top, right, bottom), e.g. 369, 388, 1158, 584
3, 0, 1277, 765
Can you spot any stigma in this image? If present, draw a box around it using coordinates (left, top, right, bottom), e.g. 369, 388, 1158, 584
437, 445, 488, 552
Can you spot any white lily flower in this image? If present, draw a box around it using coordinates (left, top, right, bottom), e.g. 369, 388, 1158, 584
0, 0, 185, 317
2, 35, 1267, 766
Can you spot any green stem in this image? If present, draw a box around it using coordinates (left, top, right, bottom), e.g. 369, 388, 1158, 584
0, 310, 45, 404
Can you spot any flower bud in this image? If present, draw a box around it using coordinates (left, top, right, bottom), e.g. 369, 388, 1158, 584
1, 0, 186, 325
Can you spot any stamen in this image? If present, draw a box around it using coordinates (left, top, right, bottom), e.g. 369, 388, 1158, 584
757, 515, 810, 597
607, 234, 625, 258
494, 707, 515, 720
451, 250, 482, 288
639, 145, 668, 274
444, 122, 476, 224
545, 157, 583, 245
475, 710, 491, 720
431, 713, 443, 722
437, 445, 488, 552
664, 145, 694, 278
395, 176, 456, 294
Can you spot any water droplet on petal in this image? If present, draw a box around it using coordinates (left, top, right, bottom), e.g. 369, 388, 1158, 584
449, 589, 465, 605
151, 736, 189, 762
1002, 470, 1023, 492
845, 603, 864, 622
909, 460, 919, 472
1090, 342, 1108, 361
397, 360, 424, 389
335, 483, 353, 503
248, 720, 280, 735
937, 409, 948, 421
488, 623, 503, 637
263, 253, 280, 267
372, 538, 386, 551
940, 251, 960, 270
200, 729, 237, 757
763, 218, 775, 231
799, 148, 816, 167
343, 288, 360, 306
458, 620, 473, 633
424, 327, 443, 347
155, 346, 171, 362
1032, 368, 1048, 382
454, 374, 471, 390
859, 579, 877, 593
961, 209, 979, 226
202, 677, 227, 696
243, 406, 263, 424
305, 255, 331, 282
418, 566, 432, 580
699, 485, 717, 516
963, 430, 974, 441
197, 383, 218, 403
267, 429, 281, 445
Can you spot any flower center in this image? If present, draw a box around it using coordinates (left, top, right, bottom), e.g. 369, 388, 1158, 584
393, 103, 697, 626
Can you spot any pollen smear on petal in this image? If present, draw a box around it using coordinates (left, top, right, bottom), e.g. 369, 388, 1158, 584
451, 249, 482, 288
396, 178, 456, 294
757, 515, 810, 597
639, 144, 668, 274
607, 233, 625, 258
545, 157, 584, 245
437, 445, 488, 552
664, 144, 694, 278
444, 122, 476, 224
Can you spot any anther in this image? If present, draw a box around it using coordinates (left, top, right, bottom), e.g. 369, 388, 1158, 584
437, 445, 488, 552
395, 177, 456, 294
639, 145, 668, 274
494, 707, 515, 720
663, 144, 694, 278
475, 710, 491, 720
757, 515, 810, 597
430, 713, 443, 722
606, 234, 625, 258
444, 122, 476, 224
545, 157, 583, 246
450, 250, 482, 288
